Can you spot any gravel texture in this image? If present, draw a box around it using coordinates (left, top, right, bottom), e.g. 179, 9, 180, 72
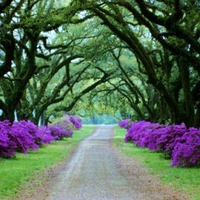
14, 125, 190, 200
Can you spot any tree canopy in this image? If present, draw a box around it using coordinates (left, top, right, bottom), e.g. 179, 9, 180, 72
1, 0, 200, 127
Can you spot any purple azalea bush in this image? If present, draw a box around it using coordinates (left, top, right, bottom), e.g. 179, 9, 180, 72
171, 127, 200, 167
0, 120, 16, 158
121, 120, 200, 167
9, 122, 39, 154
0, 120, 39, 158
48, 125, 71, 140
47, 114, 83, 140
56, 120, 74, 136
118, 119, 132, 130
35, 126, 55, 145
0, 114, 82, 158
12, 120, 55, 147
70, 115, 82, 130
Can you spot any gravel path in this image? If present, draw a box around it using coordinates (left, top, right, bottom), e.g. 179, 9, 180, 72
15, 125, 190, 200
46, 125, 148, 200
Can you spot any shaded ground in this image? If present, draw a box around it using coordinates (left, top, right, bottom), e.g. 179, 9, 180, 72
14, 125, 190, 200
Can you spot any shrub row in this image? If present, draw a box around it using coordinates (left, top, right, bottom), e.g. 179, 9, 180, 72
0, 115, 82, 158
119, 119, 200, 167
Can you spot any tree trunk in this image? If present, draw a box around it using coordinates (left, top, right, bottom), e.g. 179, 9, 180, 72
178, 58, 194, 127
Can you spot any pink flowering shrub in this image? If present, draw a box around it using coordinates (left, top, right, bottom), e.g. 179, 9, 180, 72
121, 120, 200, 167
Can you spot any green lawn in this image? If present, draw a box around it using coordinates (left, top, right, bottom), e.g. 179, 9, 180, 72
0, 125, 95, 199
114, 126, 200, 200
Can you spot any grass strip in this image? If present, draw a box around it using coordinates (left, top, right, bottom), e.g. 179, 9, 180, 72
0, 125, 95, 199
114, 126, 200, 200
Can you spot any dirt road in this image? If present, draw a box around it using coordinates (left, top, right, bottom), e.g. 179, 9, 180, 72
44, 125, 188, 200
